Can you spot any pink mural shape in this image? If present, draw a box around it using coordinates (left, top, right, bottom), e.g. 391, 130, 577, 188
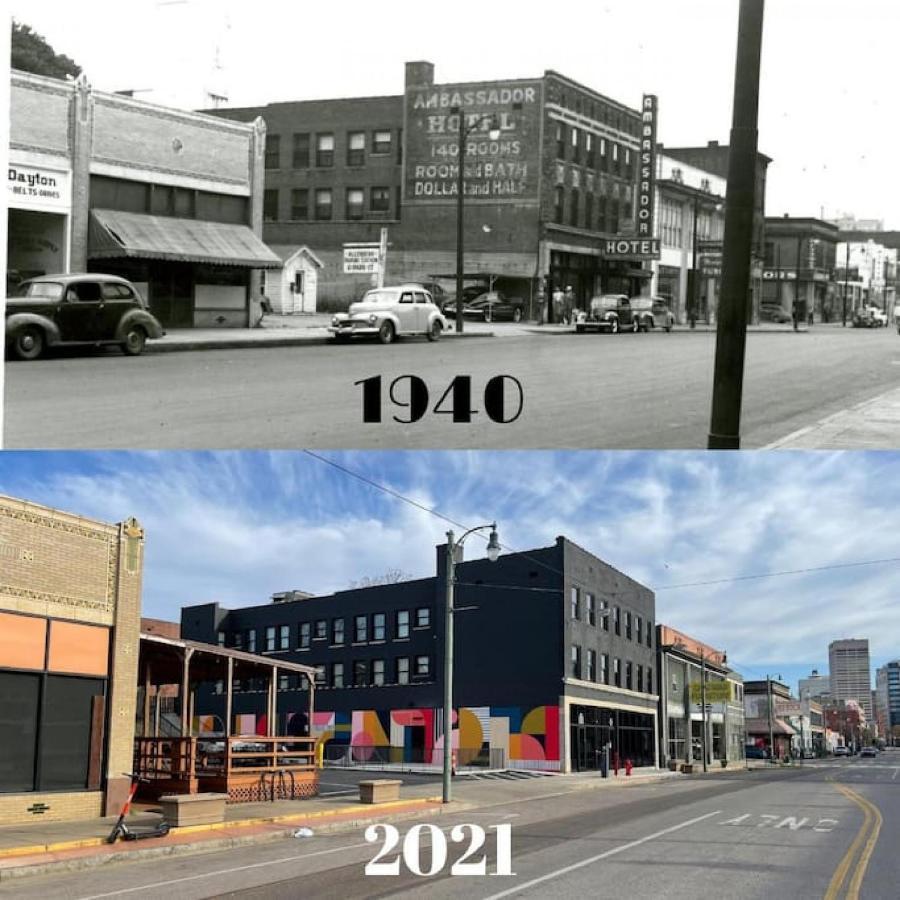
509, 733, 546, 761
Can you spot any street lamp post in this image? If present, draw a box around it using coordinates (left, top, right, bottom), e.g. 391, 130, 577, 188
443, 522, 501, 803
451, 108, 502, 334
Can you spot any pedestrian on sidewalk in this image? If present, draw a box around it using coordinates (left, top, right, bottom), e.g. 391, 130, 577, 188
255, 286, 273, 329
563, 286, 576, 325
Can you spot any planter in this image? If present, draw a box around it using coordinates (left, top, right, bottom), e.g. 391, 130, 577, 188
159, 792, 228, 827
667, 760, 678, 771
720, 759, 728, 768
359, 779, 402, 804
681, 763, 694, 774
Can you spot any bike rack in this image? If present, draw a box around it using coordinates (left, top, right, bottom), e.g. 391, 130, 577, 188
260, 769, 296, 802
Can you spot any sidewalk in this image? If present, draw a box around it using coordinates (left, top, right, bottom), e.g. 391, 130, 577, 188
0, 766, 680, 881
765, 383, 900, 449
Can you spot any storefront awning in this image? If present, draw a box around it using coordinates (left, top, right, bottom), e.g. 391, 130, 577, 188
89, 209, 283, 269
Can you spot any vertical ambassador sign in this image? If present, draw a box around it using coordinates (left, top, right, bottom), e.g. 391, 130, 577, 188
637, 95, 658, 239
404, 79, 542, 203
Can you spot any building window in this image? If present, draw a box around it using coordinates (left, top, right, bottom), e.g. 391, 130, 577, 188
571, 587, 580, 620
370, 186, 391, 213
353, 660, 368, 686
625, 612, 632, 641
614, 657, 621, 687
396, 610, 410, 639
625, 660, 633, 690
314, 620, 327, 641
347, 131, 366, 166
571, 644, 582, 679
586, 593, 596, 626
614, 607, 621, 636
554, 187, 565, 224
372, 129, 392, 155
314, 666, 326, 686
265, 134, 280, 169
315, 188, 332, 221
637, 664, 644, 693
246, 629, 256, 653
636, 616, 643, 645
299, 623, 311, 649
556, 123, 566, 159
415, 608, 430, 628
346, 188, 364, 220
217, 631, 225, 646
372, 613, 386, 641
332, 618, 344, 645
263, 189, 278, 222
279, 674, 290, 691
316, 133, 334, 167
292, 132, 310, 168
354, 615, 367, 643
279, 625, 290, 650
372, 659, 385, 686
332, 662, 344, 688
290, 188, 308, 221
586, 133, 595, 169
414, 655, 430, 677
265, 626, 276, 652
233, 631, 243, 650
647, 624, 653, 649
396, 657, 410, 684
600, 653, 609, 684
585, 193, 594, 231
601, 600, 609, 631
647, 666, 653, 692
587, 648, 597, 682
571, 127, 580, 164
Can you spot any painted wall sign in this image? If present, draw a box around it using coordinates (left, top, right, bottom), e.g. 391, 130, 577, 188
604, 238, 660, 259
404, 79, 542, 203
7, 163, 71, 211
637, 94, 658, 239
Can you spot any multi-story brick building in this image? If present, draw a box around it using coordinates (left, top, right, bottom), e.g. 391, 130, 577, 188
8, 69, 279, 328
208, 62, 654, 314
0, 495, 144, 824
181, 536, 659, 773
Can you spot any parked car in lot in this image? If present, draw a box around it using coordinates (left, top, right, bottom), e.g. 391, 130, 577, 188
760, 304, 793, 324
833, 745, 850, 756
328, 284, 447, 344
443, 289, 525, 323
575, 294, 637, 333
5, 273, 165, 360
629, 296, 675, 332
411, 281, 452, 311
745, 745, 770, 760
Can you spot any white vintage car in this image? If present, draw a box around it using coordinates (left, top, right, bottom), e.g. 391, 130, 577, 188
329, 285, 448, 344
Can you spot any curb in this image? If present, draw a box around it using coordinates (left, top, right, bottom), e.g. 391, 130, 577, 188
0, 796, 448, 881
145, 332, 494, 354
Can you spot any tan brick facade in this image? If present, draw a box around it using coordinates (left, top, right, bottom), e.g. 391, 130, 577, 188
0, 495, 144, 825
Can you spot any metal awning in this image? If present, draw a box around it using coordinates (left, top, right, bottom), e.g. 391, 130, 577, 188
89, 209, 283, 268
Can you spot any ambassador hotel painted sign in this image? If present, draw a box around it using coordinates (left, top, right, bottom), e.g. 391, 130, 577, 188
405, 79, 542, 203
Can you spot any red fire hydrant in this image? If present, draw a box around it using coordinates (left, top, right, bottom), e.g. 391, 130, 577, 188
625, 758, 633, 777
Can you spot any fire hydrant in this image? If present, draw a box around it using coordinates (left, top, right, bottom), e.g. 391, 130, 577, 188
625, 758, 633, 777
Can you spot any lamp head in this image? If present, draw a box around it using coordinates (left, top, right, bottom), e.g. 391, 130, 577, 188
486, 523, 501, 562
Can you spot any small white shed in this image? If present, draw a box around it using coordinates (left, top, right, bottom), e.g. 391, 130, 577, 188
265, 245, 324, 314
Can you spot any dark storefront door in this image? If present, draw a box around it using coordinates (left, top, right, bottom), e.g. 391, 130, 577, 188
570, 705, 655, 771
149, 262, 194, 328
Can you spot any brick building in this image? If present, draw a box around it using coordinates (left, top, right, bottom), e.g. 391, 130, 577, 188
0, 495, 144, 824
208, 62, 653, 314
8, 70, 280, 328
181, 536, 659, 773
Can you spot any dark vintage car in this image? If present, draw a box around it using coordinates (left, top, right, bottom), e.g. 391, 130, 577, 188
629, 296, 675, 332
444, 289, 524, 322
575, 294, 636, 333
5, 273, 165, 360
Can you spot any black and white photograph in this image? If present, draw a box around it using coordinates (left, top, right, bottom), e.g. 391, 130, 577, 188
2, 1, 900, 898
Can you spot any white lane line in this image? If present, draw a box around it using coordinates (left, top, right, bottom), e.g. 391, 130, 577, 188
319, 789, 359, 797
76, 841, 371, 899
482, 810, 721, 900
893, 768, 898, 781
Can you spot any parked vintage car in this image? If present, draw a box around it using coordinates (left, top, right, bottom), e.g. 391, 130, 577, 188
5, 273, 165, 360
852, 306, 887, 328
328, 284, 447, 344
760, 304, 793, 324
629, 296, 675, 332
575, 294, 636, 333
444, 290, 525, 323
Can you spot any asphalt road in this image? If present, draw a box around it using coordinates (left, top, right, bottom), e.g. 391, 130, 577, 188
5, 758, 898, 899
5, 327, 900, 449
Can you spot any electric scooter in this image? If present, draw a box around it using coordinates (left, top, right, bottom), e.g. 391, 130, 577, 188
106, 773, 171, 844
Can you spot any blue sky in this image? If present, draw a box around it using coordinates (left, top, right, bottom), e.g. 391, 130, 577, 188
11, 0, 900, 227
1, 450, 898, 697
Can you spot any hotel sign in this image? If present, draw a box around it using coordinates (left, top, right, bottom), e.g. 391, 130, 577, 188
404, 79, 542, 203
7, 163, 71, 211
637, 94, 658, 239
603, 238, 660, 260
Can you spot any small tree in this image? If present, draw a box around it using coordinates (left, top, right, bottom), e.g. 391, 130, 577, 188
348, 569, 412, 589
11, 21, 81, 80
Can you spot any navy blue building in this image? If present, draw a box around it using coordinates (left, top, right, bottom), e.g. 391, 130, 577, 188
181, 536, 659, 771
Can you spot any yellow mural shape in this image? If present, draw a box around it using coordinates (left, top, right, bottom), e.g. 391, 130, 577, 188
521, 706, 546, 735
457, 708, 484, 750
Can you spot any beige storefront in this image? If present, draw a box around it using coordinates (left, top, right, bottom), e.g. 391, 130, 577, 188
0, 495, 143, 824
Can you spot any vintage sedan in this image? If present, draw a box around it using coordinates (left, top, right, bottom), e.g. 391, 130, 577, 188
629, 296, 675, 332
328, 285, 448, 344
575, 294, 635, 333
5, 273, 165, 360
447, 290, 525, 323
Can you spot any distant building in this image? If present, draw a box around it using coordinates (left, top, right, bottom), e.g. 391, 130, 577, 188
829, 639, 872, 721
829, 213, 884, 233
799, 669, 831, 701
875, 660, 900, 744
834, 239, 897, 317
744, 679, 795, 759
